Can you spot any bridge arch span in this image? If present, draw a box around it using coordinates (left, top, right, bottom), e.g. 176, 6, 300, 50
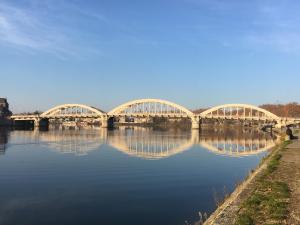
199, 104, 280, 121
41, 104, 106, 118
199, 138, 276, 157
108, 98, 195, 118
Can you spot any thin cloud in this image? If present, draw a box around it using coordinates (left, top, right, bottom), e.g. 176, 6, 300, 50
246, 32, 300, 54
0, 1, 163, 59
245, 1, 300, 54
0, 2, 74, 59
185, 0, 246, 11
0, 1, 108, 59
187, 0, 300, 54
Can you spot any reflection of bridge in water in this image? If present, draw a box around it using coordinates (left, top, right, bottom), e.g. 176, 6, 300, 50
199, 137, 275, 157
107, 128, 276, 159
8, 129, 106, 156
107, 128, 194, 159
7, 127, 277, 158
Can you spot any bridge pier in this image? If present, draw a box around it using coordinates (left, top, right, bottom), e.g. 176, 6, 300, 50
191, 117, 201, 130
101, 116, 114, 128
191, 129, 200, 143
101, 117, 109, 128
34, 119, 40, 127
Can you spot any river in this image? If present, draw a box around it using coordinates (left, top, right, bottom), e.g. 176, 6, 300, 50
0, 127, 275, 225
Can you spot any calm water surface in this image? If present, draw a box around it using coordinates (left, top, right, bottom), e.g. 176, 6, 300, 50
0, 127, 275, 225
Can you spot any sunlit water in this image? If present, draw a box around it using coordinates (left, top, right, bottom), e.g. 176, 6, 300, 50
0, 127, 275, 225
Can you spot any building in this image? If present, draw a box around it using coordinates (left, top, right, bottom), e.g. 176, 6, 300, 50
0, 98, 11, 118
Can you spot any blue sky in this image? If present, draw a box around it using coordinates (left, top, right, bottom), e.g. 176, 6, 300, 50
0, 0, 300, 113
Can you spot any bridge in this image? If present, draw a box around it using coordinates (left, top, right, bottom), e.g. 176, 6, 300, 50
10, 98, 300, 129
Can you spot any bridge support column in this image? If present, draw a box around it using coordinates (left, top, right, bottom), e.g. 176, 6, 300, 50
101, 116, 114, 128
191, 129, 200, 143
34, 119, 40, 128
191, 117, 201, 130
101, 117, 108, 128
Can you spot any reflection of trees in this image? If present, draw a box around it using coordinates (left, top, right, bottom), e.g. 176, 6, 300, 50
260, 102, 300, 117
0, 129, 8, 154
6, 127, 277, 158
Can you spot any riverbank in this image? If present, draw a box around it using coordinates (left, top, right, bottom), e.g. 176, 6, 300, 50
204, 136, 300, 225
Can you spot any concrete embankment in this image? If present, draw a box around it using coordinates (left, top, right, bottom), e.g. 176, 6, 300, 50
204, 137, 300, 225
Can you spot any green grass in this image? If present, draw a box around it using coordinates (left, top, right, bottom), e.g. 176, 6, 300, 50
234, 141, 291, 225
266, 153, 281, 173
235, 214, 254, 225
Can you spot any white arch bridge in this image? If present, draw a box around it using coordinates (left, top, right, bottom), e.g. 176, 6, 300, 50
11, 99, 300, 129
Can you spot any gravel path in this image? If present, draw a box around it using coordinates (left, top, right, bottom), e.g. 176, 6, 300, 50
280, 140, 300, 225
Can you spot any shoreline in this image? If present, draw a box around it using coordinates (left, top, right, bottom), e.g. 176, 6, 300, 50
203, 137, 293, 225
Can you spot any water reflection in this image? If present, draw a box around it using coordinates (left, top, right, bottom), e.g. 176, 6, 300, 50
0, 128, 8, 154
0, 127, 275, 225
7, 127, 276, 158
107, 127, 194, 159
199, 128, 276, 157
8, 129, 104, 156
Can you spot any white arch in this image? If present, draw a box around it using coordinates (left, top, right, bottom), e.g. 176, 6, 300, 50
41, 104, 106, 117
108, 98, 195, 118
199, 138, 276, 157
199, 104, 280, 121
106, 130, 194, 159
108, 140, 194, 160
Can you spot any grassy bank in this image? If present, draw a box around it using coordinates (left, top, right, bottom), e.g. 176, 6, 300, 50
234, 140, 292, 225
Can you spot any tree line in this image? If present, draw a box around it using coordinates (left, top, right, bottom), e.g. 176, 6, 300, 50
260, 102, 300, 117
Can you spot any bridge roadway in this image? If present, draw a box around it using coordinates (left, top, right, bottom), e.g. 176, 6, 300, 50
10, 99, 300, 129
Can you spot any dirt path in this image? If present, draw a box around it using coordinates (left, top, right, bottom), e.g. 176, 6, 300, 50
278, 140, 300, 225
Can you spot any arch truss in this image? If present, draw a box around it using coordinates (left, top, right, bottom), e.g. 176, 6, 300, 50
108, 99, 194, 118
199, 104, 280, 122
107, 128, 194, 159
41, 104, 105, 119
199, 137, 276, 157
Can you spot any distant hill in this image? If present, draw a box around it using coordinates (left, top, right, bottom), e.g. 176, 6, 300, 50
192, 108, 209, 114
